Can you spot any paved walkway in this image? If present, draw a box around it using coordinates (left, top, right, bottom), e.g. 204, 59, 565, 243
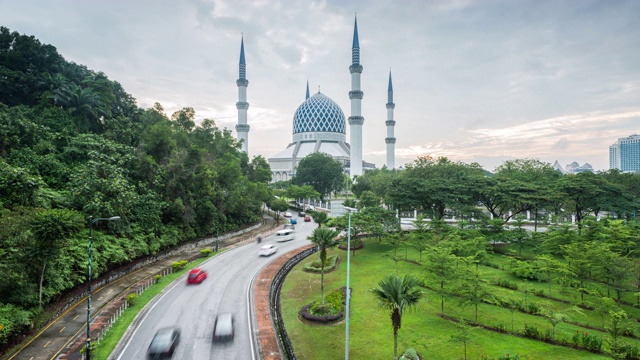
5, 216, 283, 360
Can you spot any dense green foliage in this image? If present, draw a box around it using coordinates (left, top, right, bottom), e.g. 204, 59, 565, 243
0, 27, 271, 349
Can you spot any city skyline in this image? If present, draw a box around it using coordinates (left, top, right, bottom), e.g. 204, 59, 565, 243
1, 0, 639, 171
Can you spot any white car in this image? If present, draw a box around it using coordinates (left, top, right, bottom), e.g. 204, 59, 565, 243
259, 244, 277, 256
284, 211, 292, 218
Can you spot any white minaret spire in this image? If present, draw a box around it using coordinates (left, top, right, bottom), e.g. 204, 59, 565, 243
385, 70, 396, 169
236, 34, 250, 153
348, 15, 364, 177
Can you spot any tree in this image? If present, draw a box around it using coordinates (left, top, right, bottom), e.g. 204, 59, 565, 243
359, 190, 380, 208
533, 254, 565, 298
29, 208, 84, 305
456, 261, 492, 322
268, 197, 289, 224
449, 319, 475, 360
370, 274, 423, 360
307, 227, 339, 304
308, 210, 328, 227
424, 245, 459, 315
410, 215, 430, 261
292, 152, 343, 200
563, 242, 598, 302
387, 156, 484, 220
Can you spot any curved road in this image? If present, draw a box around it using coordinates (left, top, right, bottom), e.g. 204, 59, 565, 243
114, 219, 315, 360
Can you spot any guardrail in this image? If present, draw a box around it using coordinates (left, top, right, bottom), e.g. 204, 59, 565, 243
269, 246, 318, 360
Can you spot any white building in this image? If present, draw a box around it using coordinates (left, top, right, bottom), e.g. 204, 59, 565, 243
610, 134, 640, 172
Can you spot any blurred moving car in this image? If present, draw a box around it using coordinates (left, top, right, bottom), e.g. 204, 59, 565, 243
298, 211, 306, 217
147, 327, 181, 359
187, 268, 207, 284
259, 244, 277, 256
290, 218, 297, 225
275, 229, 295, 242
213, 313, 234, 342
304, 215, 311, 222
284, 211, 292, 218
284, 223, 295, 230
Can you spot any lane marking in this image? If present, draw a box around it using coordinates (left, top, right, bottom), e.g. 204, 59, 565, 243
43, 341, 50, 348
59, 327, 65, 333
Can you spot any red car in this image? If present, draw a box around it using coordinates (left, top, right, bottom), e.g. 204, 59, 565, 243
304, 215, 311, 222
187, 268, 207, 284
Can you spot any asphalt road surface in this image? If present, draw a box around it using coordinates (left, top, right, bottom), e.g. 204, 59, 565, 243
114, 219, 315, 360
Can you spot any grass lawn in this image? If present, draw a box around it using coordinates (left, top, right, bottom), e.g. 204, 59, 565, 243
281, 240, 626, 359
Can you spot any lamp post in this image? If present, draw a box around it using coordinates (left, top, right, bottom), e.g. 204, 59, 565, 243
344, 206, 357, 360
86, 216, 120, 360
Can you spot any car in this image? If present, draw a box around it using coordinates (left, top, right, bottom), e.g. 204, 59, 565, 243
290, 218, 297, 225
187, 268, 207, 284
298, 211, 306, 217
283, 223, 295, 230
284, 211, 292, 218
147, 327, 181, 359
304, 215, 311, 222
259, 244, 277, 256
212, 313, 234, 342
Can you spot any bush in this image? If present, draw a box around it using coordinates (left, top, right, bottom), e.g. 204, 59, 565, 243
581, 332, 602, 353
154, 274, 162, 284
303, 254, 339, 273
399, 348, 419, 360
125, 293, 138, 306
200, 248, 213, 257
171, 260, 188, 272
300, 287, 346, 323
522, 324, 540, 340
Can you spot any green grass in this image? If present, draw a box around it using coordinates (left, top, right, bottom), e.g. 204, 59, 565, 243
92, 255, 212, 359
281, 241, 623, 360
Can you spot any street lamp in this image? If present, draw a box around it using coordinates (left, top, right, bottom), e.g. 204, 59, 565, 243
86, 216, 120, 360
344, 206, 357, 360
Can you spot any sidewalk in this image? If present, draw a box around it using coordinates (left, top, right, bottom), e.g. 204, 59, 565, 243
6, 216, 279, 360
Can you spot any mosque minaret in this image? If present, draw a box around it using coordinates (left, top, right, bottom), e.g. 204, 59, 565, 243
348, 16, 364, 177
385, 71, 396, 169
235, 35, 250, 154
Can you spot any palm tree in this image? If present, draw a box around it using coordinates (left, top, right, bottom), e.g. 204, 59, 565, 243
370, 274, 423, 360
309, 210, 328, 227
307, 226, 339, 304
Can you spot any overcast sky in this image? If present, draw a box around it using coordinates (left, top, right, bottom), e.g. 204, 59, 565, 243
2, 0, 639, 171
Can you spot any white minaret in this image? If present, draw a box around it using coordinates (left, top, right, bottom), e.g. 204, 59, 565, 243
385, 71, 396, 169
235, 35, 250, 153
348, 16, 364, 177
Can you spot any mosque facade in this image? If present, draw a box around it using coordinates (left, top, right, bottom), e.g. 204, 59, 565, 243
235, 16, 396, 182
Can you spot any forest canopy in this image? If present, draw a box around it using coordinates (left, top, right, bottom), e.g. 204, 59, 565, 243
0, 26, 272, 349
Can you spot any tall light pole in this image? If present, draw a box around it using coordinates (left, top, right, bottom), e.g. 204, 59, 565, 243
344, 206, 357, 360
86, 216, 120, 360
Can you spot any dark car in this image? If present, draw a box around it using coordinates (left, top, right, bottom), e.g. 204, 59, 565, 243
187, 268, 207, 284
298, 211, 306, 217
147, 327, 181, 358
213, 313, 234, 342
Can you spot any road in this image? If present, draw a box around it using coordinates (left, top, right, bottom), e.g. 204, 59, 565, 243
114, 218, 315, 360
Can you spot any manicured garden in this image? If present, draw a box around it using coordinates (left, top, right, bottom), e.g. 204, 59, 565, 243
281, 223, 640, 360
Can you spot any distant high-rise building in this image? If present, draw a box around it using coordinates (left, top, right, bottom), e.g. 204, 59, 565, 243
609, 134, 640, 172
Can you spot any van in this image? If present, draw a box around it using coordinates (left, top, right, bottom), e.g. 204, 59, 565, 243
275, 229, 295, 242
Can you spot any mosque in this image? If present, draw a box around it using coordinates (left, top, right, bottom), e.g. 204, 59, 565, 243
234, 16, 397, 182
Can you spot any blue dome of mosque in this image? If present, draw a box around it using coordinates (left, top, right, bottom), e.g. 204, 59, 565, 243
293, 92, 346, 134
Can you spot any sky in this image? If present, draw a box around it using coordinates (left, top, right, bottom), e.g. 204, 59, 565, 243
1, 0, 639, 172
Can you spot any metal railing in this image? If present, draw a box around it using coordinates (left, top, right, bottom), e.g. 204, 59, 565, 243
269, 246, 318, 360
